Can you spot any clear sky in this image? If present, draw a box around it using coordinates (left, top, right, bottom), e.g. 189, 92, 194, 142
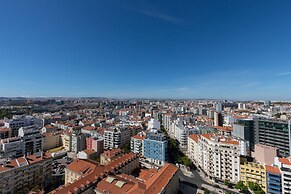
0, 0, 291, 100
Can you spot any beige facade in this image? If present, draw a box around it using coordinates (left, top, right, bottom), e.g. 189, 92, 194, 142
252, 144, 278, 165
43, 132, 62, 151
61, 132, 72, 151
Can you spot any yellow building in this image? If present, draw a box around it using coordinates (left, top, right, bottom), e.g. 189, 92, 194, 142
61, 132, 72, 151
240, 162, 267, 193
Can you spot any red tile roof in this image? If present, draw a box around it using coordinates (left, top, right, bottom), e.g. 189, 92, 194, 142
189, 134, 199, 143
132, 135, 146, 140
279, 158, 291, 165
52, 153, 138, 194
67, 159, 96, 176
265, 165, 281, 175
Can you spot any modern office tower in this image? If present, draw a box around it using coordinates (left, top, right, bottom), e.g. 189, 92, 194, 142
71, 131, 86, 153
143, 131, 168, 166
254, 117, 291, 157
18, 125, 43, 155
232, 118, 255, 151
0, 137, 25, 158
265, 165, 282, 194
148, 118, 160, 131
274, 157, 291, 194
130, 133, 145, 155
4, 115, 43, 137
214, 112, 223, 126
0, 152, 52, 194
240, 162, 267, 193
188, 134, 241, 183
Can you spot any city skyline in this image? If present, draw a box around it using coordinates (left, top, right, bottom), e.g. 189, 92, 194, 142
1, 1, 291, 100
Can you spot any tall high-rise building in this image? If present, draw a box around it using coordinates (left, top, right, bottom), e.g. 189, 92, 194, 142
232, 118, 255, 151
214, 112, 223, 126
254, 117, 291, 157
215, 102, 223, 113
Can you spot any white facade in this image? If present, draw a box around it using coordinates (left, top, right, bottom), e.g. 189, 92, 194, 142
148, 118, 160, 131
130, 135, 145, 155
274, 157, 291, 193
0, 137, 25, 158
188, 134, 240, 183
104, 127, 131, 149
18, 125, 43, 155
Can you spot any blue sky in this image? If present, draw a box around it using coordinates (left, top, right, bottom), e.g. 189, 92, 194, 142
0, 0, 291, 100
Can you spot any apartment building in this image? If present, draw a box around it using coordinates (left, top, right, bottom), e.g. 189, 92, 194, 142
0, 152, 52, 194
0, 137, 25, 158
172, 119, 199, 151
71, 131, 86, 153
4, 115, 43, 137
148, 118, 160, 130
274, 157, 291, 193
103, 127, 132, 149
100, 148, 123, 165
255, 117, 291, 157
130, 133, 146, 155
0, 128, 11, 139
188, 133, 241, 183
252, 144, 278, 165
61, 132, 72, 151
143, 131, 168, 166
240, 162, 267, 193
18, 125, 43, 155
86, 136, 104, 156
43, 131, 62, 151
265, 165, 282, 194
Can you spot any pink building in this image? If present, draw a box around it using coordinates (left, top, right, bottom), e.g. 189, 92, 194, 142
86, 137, 104, 156
252, 144, 278, 165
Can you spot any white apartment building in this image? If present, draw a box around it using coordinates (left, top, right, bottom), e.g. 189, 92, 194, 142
18, 125, 43, 155
130, 132, 146, 155
174, 122, 199, 151
188, 133, 241, 183
104, 127, 131, 149
71, 131, 86, 153
0, 137, 25, 158
274, 157, 291, 193
148, 118, 160, 131
4, 115, 43, 137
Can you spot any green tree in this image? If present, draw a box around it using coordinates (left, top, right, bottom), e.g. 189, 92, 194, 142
121, 142, 131, 153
